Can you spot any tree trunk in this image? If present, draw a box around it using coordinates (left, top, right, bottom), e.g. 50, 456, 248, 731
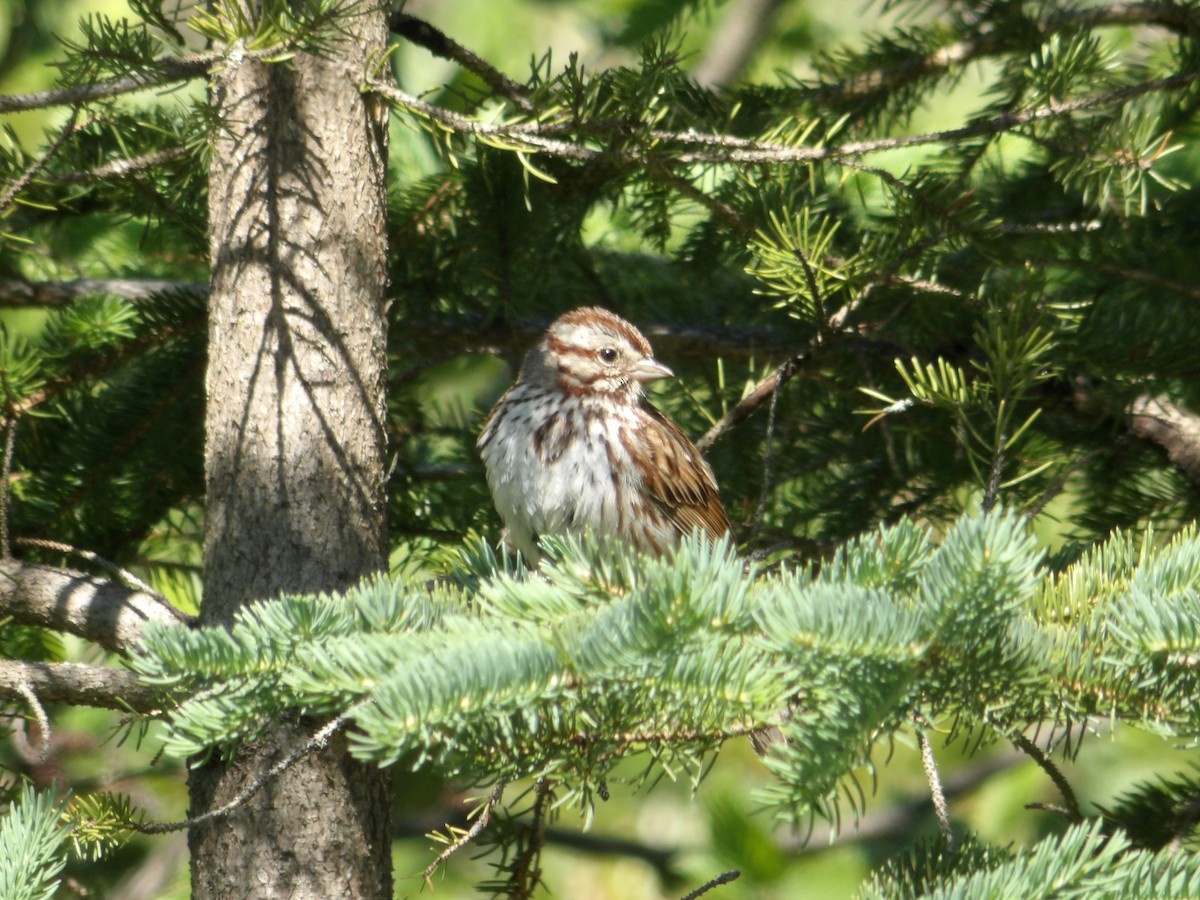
193, 3, 392, 896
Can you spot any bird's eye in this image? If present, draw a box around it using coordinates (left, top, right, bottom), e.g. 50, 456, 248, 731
598, 347, 618, 363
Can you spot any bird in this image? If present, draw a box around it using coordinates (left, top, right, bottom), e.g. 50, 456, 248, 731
478, 306, 731, 563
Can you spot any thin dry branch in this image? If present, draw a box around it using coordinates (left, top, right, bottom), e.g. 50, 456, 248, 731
422, 780, 506, 885
0, 659, 159, 713
0, 56, 211, 114
47, 145, 191, 183
390, 13, 533, 112
698, 354, 808, 452
131, 717, 348, 834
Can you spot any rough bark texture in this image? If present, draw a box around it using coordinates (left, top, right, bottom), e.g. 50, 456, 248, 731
194, 3, 393, 896
0, 560, 187, 653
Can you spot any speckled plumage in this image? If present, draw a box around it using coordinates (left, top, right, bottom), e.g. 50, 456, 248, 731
478, 307, 731, 561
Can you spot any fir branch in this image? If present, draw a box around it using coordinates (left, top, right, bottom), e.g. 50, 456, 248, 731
0, 55, 211, 114
12, 314, 203, 416
368, 69, 1198, 166
389, 13, 534, 112
362, 78, 599, 161
0, 560, 191, 654
0, 659, 159, 713
0, 278, 207, 308
1010, 731, 1084, 824
817, 1, 1200, 103
672, 73, 1200, 164
0, 109, 84, 217
1127, 395, 1200, 488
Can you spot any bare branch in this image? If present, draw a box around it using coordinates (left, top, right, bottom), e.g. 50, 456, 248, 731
698, 354, 808, 452
680, 869, 741, 900
0, 560, 192, 655
0, 659, 159, 713
14, 680, 50, 762
692, 0, 786, 88
422, 780, 506, 885
0, 277, 207, 309
1128, 395, 1200, 488
0, 56, 211, 114
16, 537, 160, 596
47, 146, 191, 184
389, 13, 533, 112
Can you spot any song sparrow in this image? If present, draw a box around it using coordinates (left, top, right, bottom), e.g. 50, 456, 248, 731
478, 307, 731, 562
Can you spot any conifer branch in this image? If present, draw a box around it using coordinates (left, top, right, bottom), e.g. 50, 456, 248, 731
0, 56, 211, 114
13, 315, 202, 416
817, 1, 1200, 103
0, 660, 159, 713
368, 69, 1197, 166
0, 278, 207, 308
672, 73, 1199, 164
363, 78, 599, 161
0, 108, 84, 217
0, 560, 191, 655
1008, 730, 1083, 824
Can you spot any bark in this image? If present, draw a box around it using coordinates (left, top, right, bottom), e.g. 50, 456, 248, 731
0, 659, 158, 712
194, 2, 393, 896
0, 560, 188, 653
1128, 394, 1200, 488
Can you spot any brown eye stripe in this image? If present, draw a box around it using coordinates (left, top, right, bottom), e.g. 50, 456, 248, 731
552, 307, 654, 357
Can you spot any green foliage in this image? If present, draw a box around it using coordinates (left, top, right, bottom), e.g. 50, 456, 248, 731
7, 0, 1200, 894
0, 783, 67, 900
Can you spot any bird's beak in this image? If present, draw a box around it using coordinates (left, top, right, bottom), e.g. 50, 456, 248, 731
632, 357, 673, 382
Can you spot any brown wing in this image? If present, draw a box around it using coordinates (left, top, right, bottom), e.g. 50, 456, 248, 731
632, 403, 732, 541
